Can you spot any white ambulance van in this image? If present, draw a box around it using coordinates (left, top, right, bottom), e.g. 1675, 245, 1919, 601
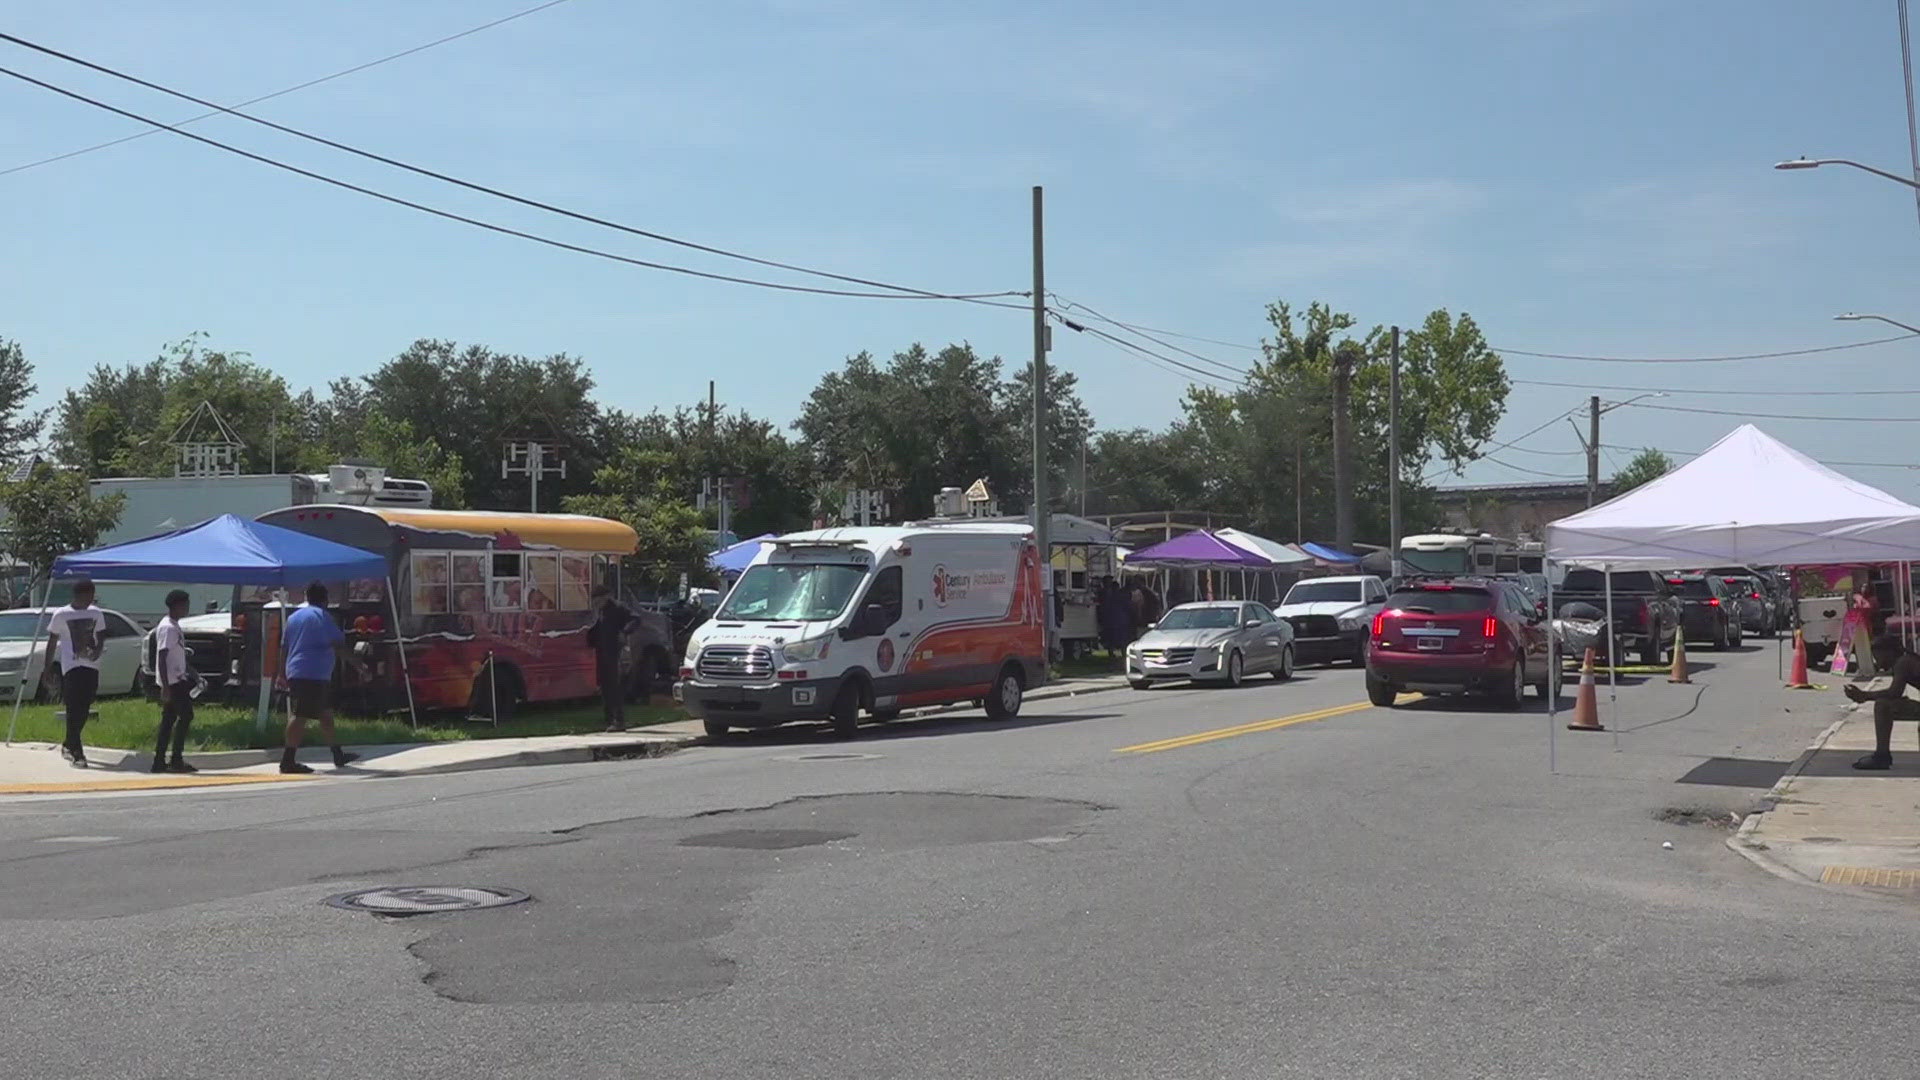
676, 524, 1047, 739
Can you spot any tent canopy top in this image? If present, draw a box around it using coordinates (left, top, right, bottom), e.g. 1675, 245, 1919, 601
1546, 425, 1920, 570
1214, 527, 1313, 566
52, 513, 388, 586
1126, 529, 1273, 569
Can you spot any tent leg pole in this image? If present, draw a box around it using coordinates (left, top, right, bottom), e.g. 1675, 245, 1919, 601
5, 578, 54, 746
255, 591, 282, 734
386, 575, 418, 730
1546, 569, 1556, 774
1606, 568, 1618, 750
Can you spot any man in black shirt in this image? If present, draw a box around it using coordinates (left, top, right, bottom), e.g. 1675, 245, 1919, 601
586, 586, 633, 732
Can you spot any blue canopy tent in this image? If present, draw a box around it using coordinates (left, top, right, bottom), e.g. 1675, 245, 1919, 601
7, 515, 406, 744
709, 533, 777, 578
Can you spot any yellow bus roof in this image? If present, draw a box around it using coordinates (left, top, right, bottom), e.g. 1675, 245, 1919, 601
358, 508, 637, 554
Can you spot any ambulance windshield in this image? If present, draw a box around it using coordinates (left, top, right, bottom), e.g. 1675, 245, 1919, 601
717, 563, 868, 622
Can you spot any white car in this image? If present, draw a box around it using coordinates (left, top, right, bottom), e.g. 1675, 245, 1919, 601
1274, 575, 1387, 665
0, 606, 148, 702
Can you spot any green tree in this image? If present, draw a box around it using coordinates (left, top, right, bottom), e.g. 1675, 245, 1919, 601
1611, 448, 1673, 494
605, 402, 816, 538
562, 448, 710, 596
0, 464, 126, 591
0, 338, 44, 463
352, 413, 471, 511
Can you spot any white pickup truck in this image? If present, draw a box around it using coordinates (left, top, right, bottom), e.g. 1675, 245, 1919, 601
1275, 575, 1388, 666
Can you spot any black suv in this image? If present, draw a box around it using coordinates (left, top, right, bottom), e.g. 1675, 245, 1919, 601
1667, 574, 1742, 649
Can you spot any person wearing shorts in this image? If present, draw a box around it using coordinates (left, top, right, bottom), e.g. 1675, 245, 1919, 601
279, 582, 360, 774
1845, 633, 1920, 770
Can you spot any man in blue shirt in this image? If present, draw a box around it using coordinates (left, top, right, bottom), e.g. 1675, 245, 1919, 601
279, 582, 361, 774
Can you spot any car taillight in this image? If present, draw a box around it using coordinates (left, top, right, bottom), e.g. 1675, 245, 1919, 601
1751, 592, 1761, 600
1372, 611, 1386, 637
1483, 617, 1497, 638
1636, 599, 1649, 628
1707, 598, 1720, 607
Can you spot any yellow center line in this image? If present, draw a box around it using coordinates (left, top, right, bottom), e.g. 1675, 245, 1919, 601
0, 773, 323, 796
1115, 697, 1401, 754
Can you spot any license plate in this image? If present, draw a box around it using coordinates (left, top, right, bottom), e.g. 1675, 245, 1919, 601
1417, 637, 1444, 651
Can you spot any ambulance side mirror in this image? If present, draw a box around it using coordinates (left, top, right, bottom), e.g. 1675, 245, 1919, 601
841, 603, 887, 640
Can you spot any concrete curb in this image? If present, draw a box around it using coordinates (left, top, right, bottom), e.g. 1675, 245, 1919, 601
1726, 713, 1852, 884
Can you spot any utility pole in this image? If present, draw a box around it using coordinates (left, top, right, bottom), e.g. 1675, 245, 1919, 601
1330, 345, 1355, 551
1388, 326, 1402, 574
1587, 395, 1601, 507
1030, 185, 1053, 661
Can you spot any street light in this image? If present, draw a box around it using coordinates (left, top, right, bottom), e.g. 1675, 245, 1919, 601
1775, 157, 1920, 191
1836, 312, 1920, 335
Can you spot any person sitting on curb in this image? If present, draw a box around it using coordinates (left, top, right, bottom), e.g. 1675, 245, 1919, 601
1843, 633, 1920, 770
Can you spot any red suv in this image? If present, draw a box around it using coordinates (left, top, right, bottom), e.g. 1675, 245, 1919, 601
1366, 579, 1554, 709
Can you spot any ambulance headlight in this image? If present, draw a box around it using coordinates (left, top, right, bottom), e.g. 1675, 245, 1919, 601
781, 635, 833, 664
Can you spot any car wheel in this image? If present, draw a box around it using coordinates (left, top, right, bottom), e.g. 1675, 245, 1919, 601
1365, 673, 1398, 707
1762, 615, 1777, 639
828, 681, 862, 739
1639, 631, 1663, 667
1535, 662, 1560, 701
1223, 650, 1244, 688
869, 708, 901, 722
984, 664, 1023, 720
1272, 645, 1295, 681
701, 718, 731, 740
1491, 659, 1524, 711
1713, 619, 1730, 651
468, 665, 519, 721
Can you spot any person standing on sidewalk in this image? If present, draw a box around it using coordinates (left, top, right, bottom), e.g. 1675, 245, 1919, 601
585, 585, 633, 731
44, 578, 106, 769
150, 589, 200, 774
279, 582, 361, 774
1843, 633, 1920, 770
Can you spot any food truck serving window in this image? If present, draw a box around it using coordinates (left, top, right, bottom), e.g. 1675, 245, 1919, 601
491, 552, 523, 611
452, 553, 487, 613
411, 552, 450, 614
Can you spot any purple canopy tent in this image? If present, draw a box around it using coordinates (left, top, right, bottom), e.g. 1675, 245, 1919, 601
1122, 530, 1274, 604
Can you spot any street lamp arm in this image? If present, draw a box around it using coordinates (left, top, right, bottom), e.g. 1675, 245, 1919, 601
1775, 157, 1920, 191
1835, 312, 1920, 335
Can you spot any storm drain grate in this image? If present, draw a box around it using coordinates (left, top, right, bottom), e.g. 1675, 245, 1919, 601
1821, 866, 1920, 889
324, 886, 531, 915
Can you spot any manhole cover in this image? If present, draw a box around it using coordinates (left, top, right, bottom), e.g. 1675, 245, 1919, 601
324, 885, 530, 915
679, 828, 854, 850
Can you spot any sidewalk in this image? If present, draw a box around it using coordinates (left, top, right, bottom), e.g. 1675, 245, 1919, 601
1731, 695, 1920, 897
0, 674, 1131, 796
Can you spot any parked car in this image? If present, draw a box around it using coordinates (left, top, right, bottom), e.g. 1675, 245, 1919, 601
0, 605, 147, 702
1552, 569, 1683, 665
1127, 601, 1296, 688
1274, 575, 1386, 665
1713, 574, 1777, 638
1705, 566, 1789, 636
1667, 574, 1743, 649
1365, 579, 1555, 709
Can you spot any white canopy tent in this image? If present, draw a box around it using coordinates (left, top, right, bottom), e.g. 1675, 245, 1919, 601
1214, 528, 1316, 567
1547, 424, 1920, 570
1542, 425, 1920, 767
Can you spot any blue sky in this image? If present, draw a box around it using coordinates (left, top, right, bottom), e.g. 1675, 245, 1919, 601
4, 0, 1920, 500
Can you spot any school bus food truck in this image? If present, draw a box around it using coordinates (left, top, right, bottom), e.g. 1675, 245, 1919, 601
677, 524, 1047, 739
245, 506, 668, 716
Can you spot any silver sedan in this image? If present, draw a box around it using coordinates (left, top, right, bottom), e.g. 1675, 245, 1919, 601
1126, 601, 1296, 688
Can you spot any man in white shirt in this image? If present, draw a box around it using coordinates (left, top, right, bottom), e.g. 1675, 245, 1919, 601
45, 578, 106, 768
151, 589, 198, 774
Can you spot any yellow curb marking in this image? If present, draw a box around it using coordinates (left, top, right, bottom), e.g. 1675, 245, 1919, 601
0, 774, 322, 795
1821, 866, 1920, 889
1116, 699, 1393, 754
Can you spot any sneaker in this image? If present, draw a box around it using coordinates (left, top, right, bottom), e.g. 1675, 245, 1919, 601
151, 759, 170, 774
169, 760, 199, 774
69, 755, 89, 770
279, 760, 315, 775
331, 752, 359, 769
1853, 752, 1894, 771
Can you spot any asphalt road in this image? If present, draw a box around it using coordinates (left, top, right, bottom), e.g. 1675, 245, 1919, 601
4, 642, 1918, 1079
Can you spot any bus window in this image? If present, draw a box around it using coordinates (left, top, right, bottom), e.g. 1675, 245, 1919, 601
526, 553, 560, 611
560, 555, 592, 611
453, 553, 487, 613
491, 552, 523, 611
412, 552, 450, 614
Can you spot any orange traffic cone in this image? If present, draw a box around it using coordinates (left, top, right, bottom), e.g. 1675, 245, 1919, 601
1667, 624, 1691, 684
1787, 628, 1816, 690
1568, 647, 1605, 731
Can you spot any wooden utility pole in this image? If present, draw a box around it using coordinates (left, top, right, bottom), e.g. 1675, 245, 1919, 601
1331, 346, 1355, 551
1030, 186, 1052, 659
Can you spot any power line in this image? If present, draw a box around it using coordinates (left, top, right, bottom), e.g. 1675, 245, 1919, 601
1601, 443, 1920, 471
1478, 454, 1586, 480
1048, 295, 1252, 377
1492, 335, 1920, 363
0, 0, 575, 179
1624, 401, 1920, 423
1053, 316, 1246, 388
0, 64, 1030, 304
0, 30, 1025, 305
1424, 406, 1580, 483
1512, 378, 1920, 397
